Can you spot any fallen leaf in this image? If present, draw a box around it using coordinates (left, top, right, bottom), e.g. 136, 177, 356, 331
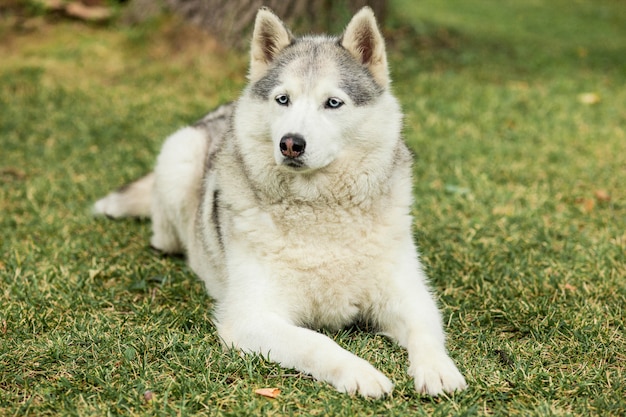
254, 388, 281, 399
578, 92, 600, 105
593, 189, 611, 202
583, 198, 596, 213
0, 167, 26, 181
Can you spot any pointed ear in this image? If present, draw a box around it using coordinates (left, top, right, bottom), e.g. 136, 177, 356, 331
249, 7, 294, 82
341, 7, 389, 88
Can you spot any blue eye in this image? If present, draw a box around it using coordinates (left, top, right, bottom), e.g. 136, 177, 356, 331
275, 94, 290, 106
325, 97, 344, 109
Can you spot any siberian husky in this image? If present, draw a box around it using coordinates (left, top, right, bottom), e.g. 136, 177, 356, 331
94, 7, 467, 398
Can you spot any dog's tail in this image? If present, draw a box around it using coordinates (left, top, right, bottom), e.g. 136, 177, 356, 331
93, 173, 154, 219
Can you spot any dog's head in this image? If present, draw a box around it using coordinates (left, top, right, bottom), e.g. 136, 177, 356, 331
235, 7, 401, 175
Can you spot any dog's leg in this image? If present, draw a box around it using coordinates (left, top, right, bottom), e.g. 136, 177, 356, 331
376, 246, 468, 396
149, 126, 210, 254
216, 259, 393, 398
217, 312, 393, 398
149, 201, 183, 254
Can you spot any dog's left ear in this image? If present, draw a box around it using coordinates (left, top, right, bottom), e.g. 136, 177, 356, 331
249, 7, 294, 82
341, 7, 389, 88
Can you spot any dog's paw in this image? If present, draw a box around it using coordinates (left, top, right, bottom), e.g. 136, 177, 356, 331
409, 352, 467, 396
92, 194, 125, 219
330, 358, 394, 399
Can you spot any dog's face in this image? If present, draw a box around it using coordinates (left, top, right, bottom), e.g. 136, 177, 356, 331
257, 40, 387, 172
235, 7, 400, 174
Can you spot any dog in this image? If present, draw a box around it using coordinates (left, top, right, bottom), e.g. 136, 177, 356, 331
93, 6, 467, 398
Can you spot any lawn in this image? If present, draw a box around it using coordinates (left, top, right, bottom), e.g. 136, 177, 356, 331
1, 0, 625, 415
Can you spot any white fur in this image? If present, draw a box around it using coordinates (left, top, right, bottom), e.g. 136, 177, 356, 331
149, 126, 208, 254
92, 173, 154, 218
93, 7, 467, 398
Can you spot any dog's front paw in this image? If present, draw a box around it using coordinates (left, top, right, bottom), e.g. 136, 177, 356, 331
93, 194, 124, 219
409, 352, 467, 396
330, 357, 393, 399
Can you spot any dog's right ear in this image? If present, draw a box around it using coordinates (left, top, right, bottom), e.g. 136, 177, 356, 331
249, 7, 294, 82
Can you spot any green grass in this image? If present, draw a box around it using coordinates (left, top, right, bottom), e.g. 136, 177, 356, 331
1, 1, 625, 415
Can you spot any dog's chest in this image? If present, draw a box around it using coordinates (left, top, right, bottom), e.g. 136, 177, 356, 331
237, 202, 396, 328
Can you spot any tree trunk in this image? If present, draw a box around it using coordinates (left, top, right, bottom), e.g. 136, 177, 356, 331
127, 0, 388, 48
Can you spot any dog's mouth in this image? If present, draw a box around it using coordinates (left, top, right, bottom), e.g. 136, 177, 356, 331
281, 158, 306, 170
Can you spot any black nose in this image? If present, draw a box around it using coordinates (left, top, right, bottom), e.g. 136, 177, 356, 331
279, 134, 306, 158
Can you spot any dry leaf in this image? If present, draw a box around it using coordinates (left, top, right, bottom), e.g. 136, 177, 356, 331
0, 167, 26, 181
578, 92, 600, 105
593, 189, 611, 202
583, 198, 596, 213
254, 388, 281, 399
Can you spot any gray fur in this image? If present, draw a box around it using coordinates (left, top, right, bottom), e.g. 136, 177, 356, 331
193, 102, 236, 172
251, 36, 383, 105
193, 101, 235, 131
